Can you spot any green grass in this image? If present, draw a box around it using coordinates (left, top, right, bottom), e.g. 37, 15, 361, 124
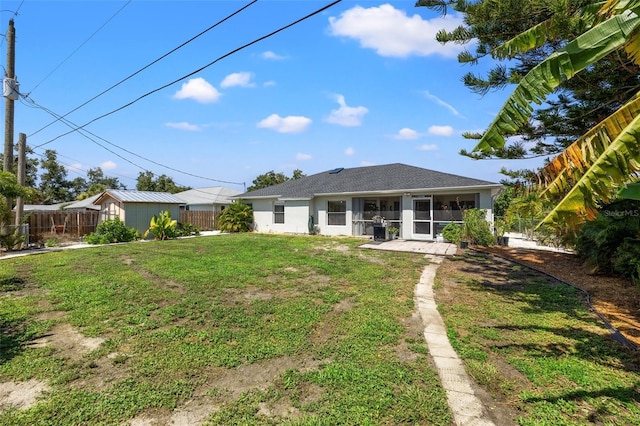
436, 251, 640, 426
0, 234, 450, 425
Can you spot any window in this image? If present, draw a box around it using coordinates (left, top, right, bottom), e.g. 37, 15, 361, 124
328, 200, 346, 226
274, 203, 284, 224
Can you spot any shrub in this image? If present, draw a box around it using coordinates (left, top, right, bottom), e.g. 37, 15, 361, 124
575, 199, 640, 279
86, 218, 139, 245
217, 201, 253, 233
442, 223, 462, 244
144, 211, 178, 240
462, 209, 496, 246
175, 222, 200, 237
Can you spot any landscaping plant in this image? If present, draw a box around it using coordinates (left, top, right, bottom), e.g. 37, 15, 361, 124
144, 210, 177, 240
216, 200, 253, 232
462, 208, 496, 246
85, 217, 139, 244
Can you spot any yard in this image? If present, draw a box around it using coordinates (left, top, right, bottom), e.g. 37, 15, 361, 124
0, 233, 639, 425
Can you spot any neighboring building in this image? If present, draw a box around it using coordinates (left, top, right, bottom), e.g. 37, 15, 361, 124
174, 186, 241, 213
94, 190, 185, 235
235, 163, 502, 240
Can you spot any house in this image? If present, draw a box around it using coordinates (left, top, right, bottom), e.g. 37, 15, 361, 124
174, 186, 241, 212
235, 163, 502, 240
94, 189, 185, 235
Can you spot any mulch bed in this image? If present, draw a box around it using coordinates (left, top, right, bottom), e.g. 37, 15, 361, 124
474, 246, 640, 349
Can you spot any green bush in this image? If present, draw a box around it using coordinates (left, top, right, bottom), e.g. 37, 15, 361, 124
575, 199, 640, 281
442, 223, 462, 244
175, 222, 200, 237
462, 209, 496, 246
612, 239, 640, 285
144, 210, 177, 240
217, 201, 253, 233
86, 218, 139, 245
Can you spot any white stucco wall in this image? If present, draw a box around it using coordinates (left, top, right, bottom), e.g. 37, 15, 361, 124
314, 196, 352, 237
251, 199, 310, 234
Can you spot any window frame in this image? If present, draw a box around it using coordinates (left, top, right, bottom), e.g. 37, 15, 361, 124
327, 200, 347, 226
273, 202, 285, 224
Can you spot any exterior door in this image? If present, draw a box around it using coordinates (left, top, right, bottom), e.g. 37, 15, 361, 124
412, 198, 432, 240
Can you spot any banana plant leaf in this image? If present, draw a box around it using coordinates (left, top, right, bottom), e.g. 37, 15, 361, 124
473, 8, 640, 155
618, 182, 640, 199
539, 112, 640, 227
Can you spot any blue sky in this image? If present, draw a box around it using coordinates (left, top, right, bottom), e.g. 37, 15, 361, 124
1, 0, 544, 192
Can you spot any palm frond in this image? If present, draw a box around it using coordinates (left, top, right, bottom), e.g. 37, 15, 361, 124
473, 9, 640, 155
539, 112, 640, 227
539, 91, 640, 196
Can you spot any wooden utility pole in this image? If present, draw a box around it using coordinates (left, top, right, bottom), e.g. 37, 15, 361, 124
15, 133, 26, 228
3, 18, 16, 173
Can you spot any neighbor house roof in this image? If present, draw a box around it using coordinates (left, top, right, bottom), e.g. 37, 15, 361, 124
237, 163, 500, 200
95, 189, 185, 204
174, 186, 241, 205
63, 194, 101, 210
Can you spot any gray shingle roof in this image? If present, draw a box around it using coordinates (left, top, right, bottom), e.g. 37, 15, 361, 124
237, 163, 499, 199
96, 190, 185, 204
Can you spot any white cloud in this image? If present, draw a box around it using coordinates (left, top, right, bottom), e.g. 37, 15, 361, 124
173, 78, 221, 103
165, 121, 201, 131
344, 147, 355, 156
328, 4, 465, 58
220, 72, 255, 88
264, 80, 276, 87
100, 160, 117, 171
394, 127, 419, 140
261, 51, 287, 60
66, 163, 83, 173
326, 94, 368, 127
296, 153, 312, 161
424, 91, 464, 118
257, 114, 312, 133
418, 144, 439, 151
428, 125, 454, 136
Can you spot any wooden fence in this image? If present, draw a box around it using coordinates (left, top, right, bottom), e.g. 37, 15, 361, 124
12, 211, 100, 242
179, 210, 216, 231
8, 210, 215, 244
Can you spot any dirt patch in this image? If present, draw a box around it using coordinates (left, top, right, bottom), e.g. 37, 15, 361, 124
478, 246, 640, 348
27, 323, 105, 360
0, 379, 49, 411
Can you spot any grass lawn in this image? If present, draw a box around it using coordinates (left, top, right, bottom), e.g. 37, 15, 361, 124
435, 251, 640, 426
0, 234, 450, 425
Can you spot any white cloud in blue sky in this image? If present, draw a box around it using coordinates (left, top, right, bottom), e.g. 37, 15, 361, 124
325, 95, 368, 127
257, 114, 312, 134
394, 128, 420, 140
173, 78, 221, 104
165, 122, 201, 131
328, 4, 465, 58
345, 147, 355, 156
423, 91, 464, 118
261, 51, 287, 60
296, 153, 312, 161
220, 72, 255, 88
100, 160, 117, 171
418, 144, 439, 151
428, 125, 454, 136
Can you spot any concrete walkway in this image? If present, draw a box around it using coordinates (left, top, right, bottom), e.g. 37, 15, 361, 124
361, 239, 497, 424
417, 256, 496, 426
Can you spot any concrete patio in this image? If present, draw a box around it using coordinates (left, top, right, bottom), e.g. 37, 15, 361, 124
359, 239, 458, 256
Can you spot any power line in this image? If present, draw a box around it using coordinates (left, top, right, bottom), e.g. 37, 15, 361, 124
27, 0, 133, 96
0, 0, 24, 50
21, 95, 245, 187
28, 0, 258, 138
33, 0, 343, 148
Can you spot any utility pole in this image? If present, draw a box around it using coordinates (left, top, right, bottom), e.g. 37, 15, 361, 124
15, 133, 26, 228
3, 18, 16, 173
